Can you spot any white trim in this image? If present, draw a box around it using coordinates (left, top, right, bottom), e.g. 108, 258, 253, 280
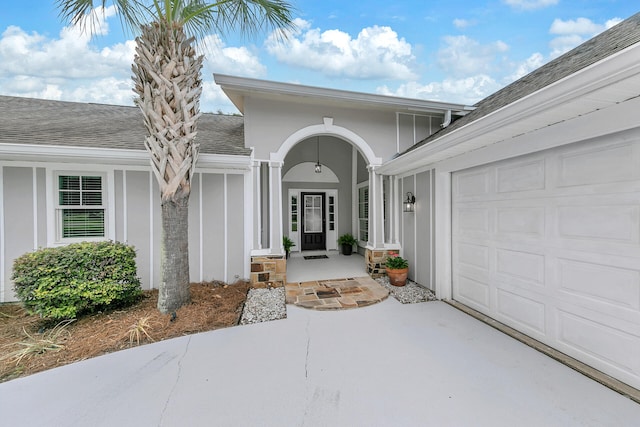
122, 170, 128, 242
430, 168, 435, 288
199, 172, 204, 282
393, 176, 400, 245
51, 171, 109, 244
32, 168, 38, 250
0, 166, 4, 302
271, 120, 382, 166
106, 171, 116, 241
215, 73, 469, 114
379, 42, 640, 176
243, 168, 253, 279
0, 144, 251, 170
287, 188, 339, 252
277, 165, 284, 254
223, 173, 229, 282
287, 189, 299, 250
396, 112, 400, 153
268, 163, 273, 252
413, 174, 417, 278
351, 147, 358, 236
45, 169, 54, 246
255, 161, 262, 250
435, 169, 452, 300
148, 172, 154, 289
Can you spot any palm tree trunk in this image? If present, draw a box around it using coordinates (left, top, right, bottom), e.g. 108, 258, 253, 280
132, 21, 203, 313
158, 195, 191, 313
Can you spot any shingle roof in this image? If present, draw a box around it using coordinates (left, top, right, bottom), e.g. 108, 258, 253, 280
405, 12, 640, 154
0, 96, 249, 156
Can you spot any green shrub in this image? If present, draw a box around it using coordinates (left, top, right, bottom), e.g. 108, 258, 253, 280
12, 241, 142, 320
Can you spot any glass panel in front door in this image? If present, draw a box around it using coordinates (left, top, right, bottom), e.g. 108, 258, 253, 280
304, 195, 322, 233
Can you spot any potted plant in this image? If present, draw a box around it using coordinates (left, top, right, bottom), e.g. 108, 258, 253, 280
338, 233, 358, 255
385, 253, 409, 286
283, 236, 295, 259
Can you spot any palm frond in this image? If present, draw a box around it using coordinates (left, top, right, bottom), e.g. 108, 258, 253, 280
56, 0, 296, 40
55, 0, 148, 35
180, 0, 296, 40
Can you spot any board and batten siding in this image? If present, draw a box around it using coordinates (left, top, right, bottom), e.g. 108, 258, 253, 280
0, 164, 245, 303
399, 169, 435, 291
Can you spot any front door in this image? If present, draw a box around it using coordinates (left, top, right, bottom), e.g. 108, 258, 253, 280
301, 192, 326, 250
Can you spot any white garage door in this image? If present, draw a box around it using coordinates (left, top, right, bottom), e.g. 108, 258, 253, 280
452, 137, 640, 389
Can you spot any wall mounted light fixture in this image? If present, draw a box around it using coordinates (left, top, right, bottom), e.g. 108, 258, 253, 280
404, 191, 416, 212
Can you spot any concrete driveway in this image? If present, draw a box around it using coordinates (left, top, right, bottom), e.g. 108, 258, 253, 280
1, 299, 639, 426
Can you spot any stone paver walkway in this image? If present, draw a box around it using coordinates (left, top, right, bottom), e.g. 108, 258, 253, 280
285, 276, 388, 310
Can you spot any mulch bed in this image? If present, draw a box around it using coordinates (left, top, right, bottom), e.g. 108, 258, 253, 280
0, 281, 250, 383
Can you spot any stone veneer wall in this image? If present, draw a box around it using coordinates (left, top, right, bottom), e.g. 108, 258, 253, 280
250, 255, 286, 288
365, 249, 398, 278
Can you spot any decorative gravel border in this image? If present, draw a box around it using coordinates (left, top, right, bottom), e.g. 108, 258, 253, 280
240, 277, 437, 324
239, 287, 286, 325
375, 277, 437, 304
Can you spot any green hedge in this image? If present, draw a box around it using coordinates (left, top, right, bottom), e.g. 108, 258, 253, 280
12, 241, 142, 320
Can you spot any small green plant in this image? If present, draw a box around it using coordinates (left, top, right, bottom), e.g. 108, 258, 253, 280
283, 236, 296, 252
385, 254, 409, 269
12, 241, 142, 320
338, 233, 357, 246
1, 320, 74, 365
126, 316, 155, 346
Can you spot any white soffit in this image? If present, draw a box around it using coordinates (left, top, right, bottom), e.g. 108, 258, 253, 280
379, 42, 640, 175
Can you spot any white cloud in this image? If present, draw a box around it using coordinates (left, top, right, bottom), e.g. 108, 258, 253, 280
198, 34, 266, 78
502, 0, 558, 11
437, 35, 509, 77
378, 75, 502, 105
550, 17, 602, 35
453, 19, 473, 29
0, 10, 264, 113
0, 21, 135, 104
200, 80, 239, 113
265, 18, 418, 80
548, 17, 622, 57
505, 52, 545, 82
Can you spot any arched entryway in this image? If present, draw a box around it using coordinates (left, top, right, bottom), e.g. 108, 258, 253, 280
269, 117, 383, 256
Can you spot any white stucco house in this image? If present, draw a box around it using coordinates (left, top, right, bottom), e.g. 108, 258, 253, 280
1, 13, 639, 389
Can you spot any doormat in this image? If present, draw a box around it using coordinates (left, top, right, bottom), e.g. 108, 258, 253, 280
303, 255, 329, 260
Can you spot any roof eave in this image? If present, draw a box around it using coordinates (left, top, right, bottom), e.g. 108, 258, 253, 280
0, 144, 251, 170
379, 41, 640, 176
214, 73, 470, 113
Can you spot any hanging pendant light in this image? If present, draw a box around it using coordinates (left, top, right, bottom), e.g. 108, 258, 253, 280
315, 136, 322, 173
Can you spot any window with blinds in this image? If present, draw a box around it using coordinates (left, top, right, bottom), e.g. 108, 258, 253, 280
57, 175, 105, 239
358, 185, 369, 243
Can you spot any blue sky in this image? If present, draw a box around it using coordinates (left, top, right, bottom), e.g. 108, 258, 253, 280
0, 1, 636, 113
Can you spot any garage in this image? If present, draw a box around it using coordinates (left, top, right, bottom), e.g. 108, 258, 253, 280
452, 137, 640, 390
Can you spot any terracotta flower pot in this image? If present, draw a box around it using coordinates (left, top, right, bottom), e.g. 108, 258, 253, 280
386, 267, 408, 287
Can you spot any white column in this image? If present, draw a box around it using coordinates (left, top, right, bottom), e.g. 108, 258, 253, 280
268, 160, 284, 254
351, 146, 358, 234
367, 165, 385, 249
250, 160, 262, 250
392, 175, 400, 245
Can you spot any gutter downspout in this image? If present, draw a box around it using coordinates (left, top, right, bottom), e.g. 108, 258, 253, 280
441, 110, 452, 128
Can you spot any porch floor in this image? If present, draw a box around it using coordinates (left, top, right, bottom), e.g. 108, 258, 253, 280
286, 250, 367, 282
